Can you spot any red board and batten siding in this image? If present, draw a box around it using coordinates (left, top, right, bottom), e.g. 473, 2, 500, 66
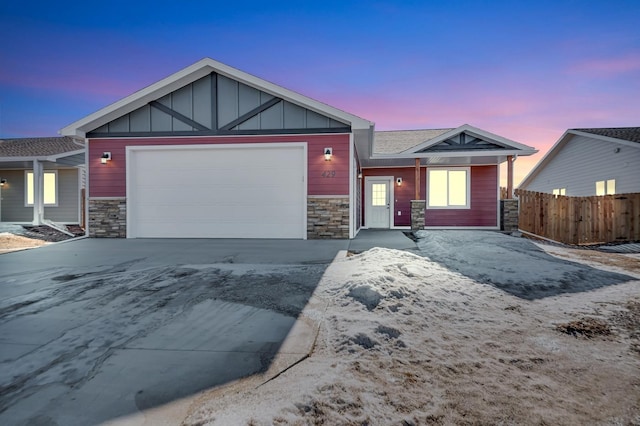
88, 134, 350, 197
425, 165, 498, 227
361, 165, 498, 227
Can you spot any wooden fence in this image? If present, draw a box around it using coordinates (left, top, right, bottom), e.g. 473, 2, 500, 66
500, 187, 509, 200
515, 189, 640, 245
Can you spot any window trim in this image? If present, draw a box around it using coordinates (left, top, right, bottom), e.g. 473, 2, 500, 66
25, 170, 59, 207
595, 179, 616, 196
426, 167, 471, 210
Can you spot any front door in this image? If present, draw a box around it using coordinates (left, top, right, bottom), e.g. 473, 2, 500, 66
365, 177, 392, 228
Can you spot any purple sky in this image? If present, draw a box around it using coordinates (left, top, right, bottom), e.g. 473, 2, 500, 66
1, 1, 638, 183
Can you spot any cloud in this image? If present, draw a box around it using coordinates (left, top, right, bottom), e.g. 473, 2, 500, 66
569, 53, 640, 78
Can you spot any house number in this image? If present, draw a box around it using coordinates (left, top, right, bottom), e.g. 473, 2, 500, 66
322, 170, 336, 178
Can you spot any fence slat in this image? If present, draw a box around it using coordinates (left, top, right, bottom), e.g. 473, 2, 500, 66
514, 189, 640, 245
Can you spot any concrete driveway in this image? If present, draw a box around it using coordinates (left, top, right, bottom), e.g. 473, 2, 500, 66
0, 238, 347, 425
415, 230, 635, 299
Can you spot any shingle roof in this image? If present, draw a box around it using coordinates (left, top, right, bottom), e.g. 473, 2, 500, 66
373, 129, 454, 154
0, 136, 84, 157
574, 127, 640, 144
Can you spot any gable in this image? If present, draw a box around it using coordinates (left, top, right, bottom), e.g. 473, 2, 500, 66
518, 133, 640, 195
519, 129, 640, 192
415, 131, 511, 153
88, 73, 349, 137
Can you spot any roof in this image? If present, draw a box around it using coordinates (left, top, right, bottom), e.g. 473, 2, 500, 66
519, 126, 640, 189
573, 127, 640, 144
61, 57, 374, 138
0, 136, 84, 159
362, 124, 537, 167
373, 129, 453, 154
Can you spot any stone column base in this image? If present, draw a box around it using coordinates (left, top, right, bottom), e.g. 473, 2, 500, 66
411, 200, 426, 231
500, 199, 519, 232
307, 197, 349, 239
89, 198, 127, 238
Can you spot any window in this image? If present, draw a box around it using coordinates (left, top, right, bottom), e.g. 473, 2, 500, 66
606, 179, 615, 195
371, 183, 387, 206
26, 171, 57, 206
427, 168, 470, 209
552, 188, 566, 196
595, 179, 615, 196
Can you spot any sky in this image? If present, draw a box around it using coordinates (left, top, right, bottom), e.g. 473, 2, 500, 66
1, 0, 639, 185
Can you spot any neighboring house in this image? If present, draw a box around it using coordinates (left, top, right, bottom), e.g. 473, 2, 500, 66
61, 58, 537, 239
0, 137, 85, 225
519, 128, 640, 196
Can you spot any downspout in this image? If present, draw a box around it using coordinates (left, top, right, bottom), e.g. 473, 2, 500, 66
506, 155, 514, 199
32, 159, 44, 225
348, 132, 355, 239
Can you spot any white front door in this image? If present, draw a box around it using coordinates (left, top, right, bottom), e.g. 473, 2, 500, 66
365, 177, 392, 228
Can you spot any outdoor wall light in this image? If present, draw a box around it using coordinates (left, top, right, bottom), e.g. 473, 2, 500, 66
324, 147, 333, 161
0, 178, 6, 187
357, 172, 363, 179
396, 177, 403, 186
101, 152, 112, 164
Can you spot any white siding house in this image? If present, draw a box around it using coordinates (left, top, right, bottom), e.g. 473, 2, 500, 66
519, 128, 640, 196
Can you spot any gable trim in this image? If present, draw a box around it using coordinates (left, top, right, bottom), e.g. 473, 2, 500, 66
86, 128, 352, 139
397, 124, 536, 155
220, 97, 282, 131
61, 58, 372, 138
569, 130, 640, 148
149, 101, 210, 131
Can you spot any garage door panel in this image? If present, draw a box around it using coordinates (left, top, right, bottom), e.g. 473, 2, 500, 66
133, 203, 303, 223
128, 144, 306, 239
135, 167, 301, 188
134, 185, 296, 206
135, 222, 302, 239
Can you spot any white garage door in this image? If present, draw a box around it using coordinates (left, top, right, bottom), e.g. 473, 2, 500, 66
127, 143, 306, 239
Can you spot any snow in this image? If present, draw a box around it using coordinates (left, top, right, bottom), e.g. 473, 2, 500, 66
183, 247, 640, 425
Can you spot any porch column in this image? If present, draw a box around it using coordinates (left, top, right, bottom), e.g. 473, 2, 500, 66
32, 159, 44, 225
411, 158, 425, 230
506, 155, 514, 199
414, 158, 420, 200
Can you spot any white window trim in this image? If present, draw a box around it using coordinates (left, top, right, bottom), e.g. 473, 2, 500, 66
25, 170, 59, 207
596, 179, 616, 196
426, 167, 471, 210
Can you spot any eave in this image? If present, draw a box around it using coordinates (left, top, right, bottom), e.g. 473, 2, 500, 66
0, 149, 86, 168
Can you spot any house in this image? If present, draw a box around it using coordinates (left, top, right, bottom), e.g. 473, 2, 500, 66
362, 127, 536, 229
61, 58, 537, 239
519, 127, 640, 196
0, 137, 85, 225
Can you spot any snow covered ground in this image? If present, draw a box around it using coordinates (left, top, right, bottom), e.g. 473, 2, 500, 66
184, 246, 640, 425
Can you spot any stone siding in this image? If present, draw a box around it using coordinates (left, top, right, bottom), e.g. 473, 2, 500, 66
307, 197, 349, 239
501, 199, 519, 232
89, 198, 126, 237
411, 200, 426, 230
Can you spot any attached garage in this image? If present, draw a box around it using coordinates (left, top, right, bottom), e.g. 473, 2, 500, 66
61, 58, 374, 239
127, 143, 306, 238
